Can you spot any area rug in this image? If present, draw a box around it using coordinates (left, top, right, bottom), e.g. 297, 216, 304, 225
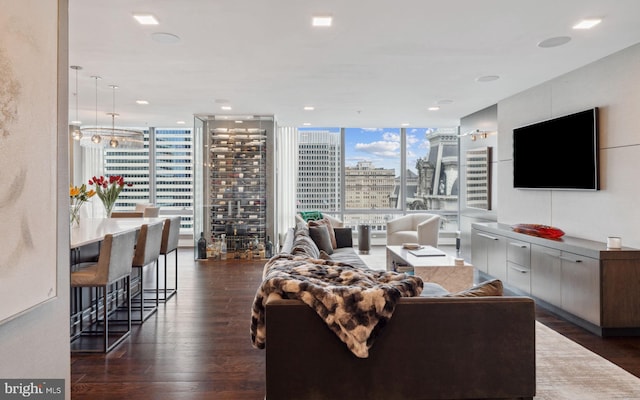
351, 248, 640, 397
535, 321, 640, 399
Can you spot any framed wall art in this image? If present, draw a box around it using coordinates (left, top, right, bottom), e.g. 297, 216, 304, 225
0, 4, 59, 324
465, 147, 492, 210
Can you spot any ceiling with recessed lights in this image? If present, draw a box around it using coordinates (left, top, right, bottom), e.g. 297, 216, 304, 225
68, 0, 640, 129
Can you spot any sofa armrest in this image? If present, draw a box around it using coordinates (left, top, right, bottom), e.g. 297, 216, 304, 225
279, 228, 296, 254
333, 227, 353, 248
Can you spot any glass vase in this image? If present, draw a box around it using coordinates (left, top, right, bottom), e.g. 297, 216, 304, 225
103, 202, 115, 218
70, 204, 81, 227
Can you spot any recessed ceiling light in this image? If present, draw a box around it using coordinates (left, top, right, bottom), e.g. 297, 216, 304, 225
312, 15, 333, 27
234, 120, 243, 124
304, 106, 315, 111
303, 123, 311, 126
221, 106, 232, 110
133, 14, 159, 25
401, 123, 410, 127
71, 120, 82, 125
573, 19, 602, 30
176, 121, 186, 125
136, 100, 149, 105
476, 75, 500, 82
428, 106, 440, 111
537, 36, 571, 48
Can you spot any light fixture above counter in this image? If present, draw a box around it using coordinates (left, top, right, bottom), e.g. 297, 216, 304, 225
75, 76, 144, 149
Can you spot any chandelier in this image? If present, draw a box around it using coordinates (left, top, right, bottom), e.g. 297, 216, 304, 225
78, 76, 144, 149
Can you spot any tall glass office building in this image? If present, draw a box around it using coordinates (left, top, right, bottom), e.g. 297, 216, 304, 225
104, 128, 194, 233
297, 130, 341, 212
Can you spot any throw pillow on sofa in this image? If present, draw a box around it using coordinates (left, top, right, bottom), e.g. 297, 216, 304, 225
446, 279, 503, 297
309, 225, 334, 255
299, 210, 323, 222
308, 217, 337, 249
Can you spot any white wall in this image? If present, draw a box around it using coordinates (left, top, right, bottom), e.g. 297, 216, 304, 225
0, 1, 70, 399
458, 105, 498, 258
497, 42, 640, 248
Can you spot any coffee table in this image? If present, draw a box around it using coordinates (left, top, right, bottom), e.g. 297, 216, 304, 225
386, 245, 474, 292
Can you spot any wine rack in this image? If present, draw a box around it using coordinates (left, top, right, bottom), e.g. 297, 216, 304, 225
208, 128, 267, 249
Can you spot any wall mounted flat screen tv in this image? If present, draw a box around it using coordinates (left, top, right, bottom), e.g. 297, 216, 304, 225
513, 108, 599, 190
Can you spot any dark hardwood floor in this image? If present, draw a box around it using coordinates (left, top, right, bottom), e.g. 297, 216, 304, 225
71, 249, 266, 399
71, 248, 640, 399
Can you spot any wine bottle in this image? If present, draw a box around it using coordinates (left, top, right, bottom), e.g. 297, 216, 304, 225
220, 234, 227, 260
265, 236, 273, 258
197, 232, 207, 260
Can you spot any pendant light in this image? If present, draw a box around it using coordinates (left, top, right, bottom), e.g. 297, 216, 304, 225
107, 85, 120, 148
70, 65, 82, 140
79, 77, 144, 149
90, 75, 102, 144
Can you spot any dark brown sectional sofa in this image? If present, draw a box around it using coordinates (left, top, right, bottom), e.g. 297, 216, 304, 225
261, 226, 536, 400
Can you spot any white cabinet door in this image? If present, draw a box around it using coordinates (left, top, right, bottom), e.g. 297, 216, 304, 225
472, 229, 507, 279
486, 234, 507, 281
471, 230, 489, 273
531, 244, 562, 306
561, 252, 600, 325
472, 229, 507, 280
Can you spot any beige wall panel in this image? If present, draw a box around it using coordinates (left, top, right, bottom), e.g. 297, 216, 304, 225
496, 43, 640, 248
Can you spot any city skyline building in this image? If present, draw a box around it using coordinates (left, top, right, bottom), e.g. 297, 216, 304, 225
344, 160, 396, 209
297, 130, 341, 212
296, 126, 459, 237
104, 128, 194, 232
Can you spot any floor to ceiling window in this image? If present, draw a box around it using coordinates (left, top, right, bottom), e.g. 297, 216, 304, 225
403, 127, 459, 236
104, 135, 150, 208
343, 127, 401, 233
297, 126, 459, 244
99, 128, 194, 234
154, 128, 194, 233
297, 128, 341, 213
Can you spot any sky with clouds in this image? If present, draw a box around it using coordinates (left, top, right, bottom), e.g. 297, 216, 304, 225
298, 126, 437, 172
344, 127, 433, 171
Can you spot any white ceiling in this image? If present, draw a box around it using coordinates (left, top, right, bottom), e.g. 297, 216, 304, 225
68, 0, 640, 129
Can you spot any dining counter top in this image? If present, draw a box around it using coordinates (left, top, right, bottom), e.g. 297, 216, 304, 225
70, 217, 166, 249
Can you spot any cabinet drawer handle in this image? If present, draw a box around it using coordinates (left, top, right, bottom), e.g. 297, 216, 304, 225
478, 233, 499, 241
559, 255, 582, 263
509, 265, 529, 274
509, 242, 528, 249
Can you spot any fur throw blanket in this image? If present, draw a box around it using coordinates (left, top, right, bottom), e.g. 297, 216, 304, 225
250, 254, 423, 358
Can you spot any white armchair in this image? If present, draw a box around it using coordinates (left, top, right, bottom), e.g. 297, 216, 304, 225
386, 214, 440, 247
